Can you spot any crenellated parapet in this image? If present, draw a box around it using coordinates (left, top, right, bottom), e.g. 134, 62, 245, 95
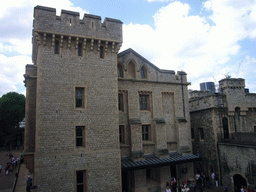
219, 78, 245, 91
32, 6, 122, 64
33, 6, 122, 42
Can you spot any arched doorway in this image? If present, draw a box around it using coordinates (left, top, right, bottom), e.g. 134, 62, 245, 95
233, 174, 247, 192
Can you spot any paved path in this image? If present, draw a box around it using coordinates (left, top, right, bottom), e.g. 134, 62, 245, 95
0, 150, 21, 191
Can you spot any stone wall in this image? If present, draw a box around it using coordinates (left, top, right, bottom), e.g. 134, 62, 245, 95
218, 143, 256, 190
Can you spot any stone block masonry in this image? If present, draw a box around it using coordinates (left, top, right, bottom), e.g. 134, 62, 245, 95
24, 5, 123, 191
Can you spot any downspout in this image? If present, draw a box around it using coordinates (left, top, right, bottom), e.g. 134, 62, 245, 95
180, 72, 186, 118
217, 142, 222, 186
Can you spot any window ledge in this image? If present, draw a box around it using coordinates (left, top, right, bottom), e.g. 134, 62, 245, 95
140, 110, 150, 113
120, 143, 130, 148
75, 147, 87, 151
143, 141, 155, 146
75, 108, 85, 111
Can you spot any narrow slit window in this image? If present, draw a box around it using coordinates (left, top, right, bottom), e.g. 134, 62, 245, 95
55, 41, 59, 54
100, 46, 104, 58
119, 125, 125, 144
78, 44, 82, 56
118, 94, 124, 111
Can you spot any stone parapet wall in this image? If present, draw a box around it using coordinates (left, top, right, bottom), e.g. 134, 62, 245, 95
33, 6, 122, 42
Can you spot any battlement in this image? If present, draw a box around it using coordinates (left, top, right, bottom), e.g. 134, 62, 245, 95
33, 5, 123, 42
219, 78, 245, 90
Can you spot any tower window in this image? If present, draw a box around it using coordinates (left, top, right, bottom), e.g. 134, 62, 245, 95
78, 43, 82, 56
76, 126, 85, 147
76, 170, 86, 192
100, 46, 104, 58
76, 87, 84, 108
55, 41, 59, 54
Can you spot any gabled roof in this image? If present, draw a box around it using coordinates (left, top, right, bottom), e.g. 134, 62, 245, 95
121, 152, 200, 170
118, 48, 175, 74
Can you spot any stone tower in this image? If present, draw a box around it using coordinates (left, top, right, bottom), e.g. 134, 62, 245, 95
24, 6, 122, 191
219, 78, 247, 132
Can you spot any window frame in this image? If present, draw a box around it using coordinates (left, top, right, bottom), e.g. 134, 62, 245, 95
78, 43, 83, 57
76, 126, 85, 147
118, 93, 124, 111
75, 87, 85, 109
140, 66, 147, 79
100, 46, 104, 59
55, 40, 60, 54
119, 125, 125, 144
76, 170, 86, 192
142, 125, 151, 141
139, 94, 150, 111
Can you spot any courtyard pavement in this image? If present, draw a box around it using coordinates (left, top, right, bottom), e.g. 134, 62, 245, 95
0, 149, 21, 192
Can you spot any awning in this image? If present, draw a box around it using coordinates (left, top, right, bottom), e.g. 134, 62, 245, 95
121, 152, 200, 170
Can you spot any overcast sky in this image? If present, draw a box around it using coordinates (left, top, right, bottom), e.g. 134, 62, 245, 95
1, 0, 256, 96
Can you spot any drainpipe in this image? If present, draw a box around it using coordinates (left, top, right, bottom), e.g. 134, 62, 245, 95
180, 72, 186, 119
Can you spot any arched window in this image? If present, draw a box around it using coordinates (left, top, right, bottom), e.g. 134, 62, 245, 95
128, 61, 136, 78
118, 64, 123, 78
140, 66, 147, 79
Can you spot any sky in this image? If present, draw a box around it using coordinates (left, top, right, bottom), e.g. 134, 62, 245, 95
1, 0, 256, 97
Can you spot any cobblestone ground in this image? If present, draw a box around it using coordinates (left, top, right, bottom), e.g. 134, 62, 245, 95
0, 149, 21, 191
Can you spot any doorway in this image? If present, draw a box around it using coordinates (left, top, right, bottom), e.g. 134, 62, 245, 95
233, 174, 247, 192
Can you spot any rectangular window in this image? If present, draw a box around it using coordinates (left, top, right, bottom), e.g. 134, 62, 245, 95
76, 170, 86, 192
100, 46, 104, 58
142, 125, 150, 141
76, 88, 84, 108
55, 41, 59, 54
76, 126, 85, 147
191, 128, 194, 139
78, 43, 82, 56
119, 125, 125, 144
140, 95, 149, 110
199, 128, 204, 140
118, 94, 124, 111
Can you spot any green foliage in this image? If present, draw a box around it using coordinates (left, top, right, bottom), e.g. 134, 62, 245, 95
0, 92, 25, 143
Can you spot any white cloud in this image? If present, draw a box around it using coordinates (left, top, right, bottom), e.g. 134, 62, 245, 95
121, 0, 256, 92
0, 0, 88, 96
0, 54, 31, 96
147, 0, 174, 2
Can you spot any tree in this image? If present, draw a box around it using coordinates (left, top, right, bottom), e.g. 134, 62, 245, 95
0, 92, 25, 147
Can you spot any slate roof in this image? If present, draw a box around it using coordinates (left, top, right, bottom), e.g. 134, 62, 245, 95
121, 152, 200, 170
